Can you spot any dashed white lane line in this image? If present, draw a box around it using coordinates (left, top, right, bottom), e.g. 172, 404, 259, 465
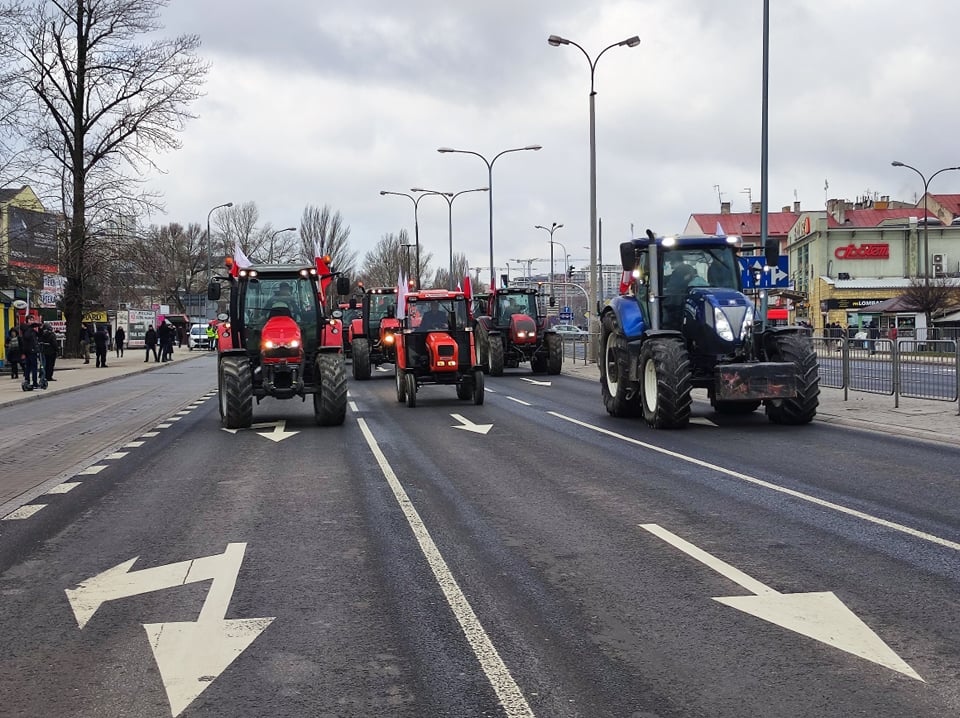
506, 396, 531, 406
357, 418, 535, 718
104, 452, 128, 460
124, 441, 145, 448
46, 482, 81, 494
550, 410, 960, 552
3, 504, 46, 520
349, 401, 359, 412
176, 410, 191, 415
167, 416, 182, 421
141, 432, 160, 438
156, 423, 172, 429
78, 465, 107, 475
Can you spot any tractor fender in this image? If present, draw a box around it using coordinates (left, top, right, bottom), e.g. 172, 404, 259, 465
349, 317, 363, 340
475, 316, 500, 336
320, 318, 344, 352
607, 295, 646, 340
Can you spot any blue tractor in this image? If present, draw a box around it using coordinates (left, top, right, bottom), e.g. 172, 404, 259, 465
599, 231, 819, 429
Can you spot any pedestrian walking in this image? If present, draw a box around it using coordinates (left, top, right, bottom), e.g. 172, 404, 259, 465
40, 324, 59, 381
79, 323, 92, 363
94, 325, 109, 367
144, 325, 159, 362
6, 328, 22, 380
115, 325, 125, 358
158, 322, 171, 362
19, 320, 41, 389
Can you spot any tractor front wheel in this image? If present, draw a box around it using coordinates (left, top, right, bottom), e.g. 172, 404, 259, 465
396, 369, 407, 402
314, 353, 347, 426
405, 372, 417, 408
472, 369, 485, 405
600, 313, 641, 417
220, 355, 253, 429
765, 333, 819, 425
352, 338, 371, 380
639, 338, 692, 429
456, 377, 472, 399
488, 334, 504, 376
545, 332, 562, 375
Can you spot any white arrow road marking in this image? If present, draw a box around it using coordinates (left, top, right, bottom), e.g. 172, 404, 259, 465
66, 543, 274, 717
640, 524, 922, 681
220, 420, 299, 442
688, 417, 718, 428
451, 413, 493, 435
520, 377, 552, 387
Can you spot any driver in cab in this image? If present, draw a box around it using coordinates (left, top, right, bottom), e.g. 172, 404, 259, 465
418, 302, 449, 331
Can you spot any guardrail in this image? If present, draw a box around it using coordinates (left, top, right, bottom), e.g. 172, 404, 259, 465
812, 335, 959, 412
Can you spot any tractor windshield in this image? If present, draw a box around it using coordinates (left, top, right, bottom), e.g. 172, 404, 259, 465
367, 292, 397, 328
243, 276, 319, 348
409, 297, 468, 332
662, 247, 739, 293
497, 293, 537, 324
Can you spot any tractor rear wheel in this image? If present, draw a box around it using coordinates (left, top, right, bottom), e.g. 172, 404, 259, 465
765, 333, 819, 425
472, 369, 484, 405
600, 313, 641, 417
220, 355, 253, 429
488, 334, 504, 376
639, 338, 692, 429
314, 353, 347, 426
405, 372, 417, 408
352, 338, 371, 380
395, 369, 407, 402
545, 332, 562, 375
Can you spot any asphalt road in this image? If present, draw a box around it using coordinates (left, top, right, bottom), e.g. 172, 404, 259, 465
1, 355, 959, 717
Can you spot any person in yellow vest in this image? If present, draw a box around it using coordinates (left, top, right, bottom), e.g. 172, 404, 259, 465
205, 324, 217, 350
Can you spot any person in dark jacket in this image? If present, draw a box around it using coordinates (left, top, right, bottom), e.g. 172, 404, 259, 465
19, 321, 40, 388
157, 322, 171, 362
5, 328, 21, 380
115, 325, 125, 357
145, 325, 158, 362
94, 325, 109, 367
40, 324, 59, 380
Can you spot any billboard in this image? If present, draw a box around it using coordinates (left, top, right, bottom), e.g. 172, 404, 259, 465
7, 206, 59, 272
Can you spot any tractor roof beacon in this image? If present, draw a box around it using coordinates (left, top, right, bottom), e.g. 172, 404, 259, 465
208, 260, 351, 429
598, 230, 819, 429
473, 285, 562, 376
394, 289, 484, 407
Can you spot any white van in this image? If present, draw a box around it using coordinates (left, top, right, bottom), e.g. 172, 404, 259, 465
188, 324, 210, 350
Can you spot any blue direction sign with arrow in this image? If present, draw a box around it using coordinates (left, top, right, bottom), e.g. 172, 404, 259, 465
739, 256, 790, 289
559, 306, 573, 321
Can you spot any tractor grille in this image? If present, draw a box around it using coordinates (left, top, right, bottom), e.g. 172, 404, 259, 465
437, 345, 455, 357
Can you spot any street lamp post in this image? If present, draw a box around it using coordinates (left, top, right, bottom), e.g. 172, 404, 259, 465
400, 243, 415, 281
437, 145, 542, 291
548, 33, 640, 358
549, 238, 569, 308
380, 190, 434, 288
535, 222, 563, 300
412, 187, 489, 289
206, 202, 233, 286
891, 161, 960, 286
268, 226, 297, 263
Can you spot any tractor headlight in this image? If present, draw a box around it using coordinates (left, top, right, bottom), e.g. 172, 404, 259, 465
740, 306, 755, 341
714, 306, 735, 341
264, 339, 274, 349
384, 333, 395, 344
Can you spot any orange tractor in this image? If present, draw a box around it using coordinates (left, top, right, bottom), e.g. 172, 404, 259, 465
394, 289, 484, 407
348, 286, 400, 379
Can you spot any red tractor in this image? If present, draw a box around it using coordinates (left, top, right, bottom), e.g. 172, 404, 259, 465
208, 258, 351, 428
394, 289, 484, 407
473, 286, 562, 376
348, 287, 400, 380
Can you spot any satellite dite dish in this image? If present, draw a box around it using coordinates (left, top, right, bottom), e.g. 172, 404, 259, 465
12, 299, 28, 310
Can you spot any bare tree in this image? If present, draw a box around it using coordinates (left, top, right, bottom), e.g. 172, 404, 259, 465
0, 2, 33, 187
299, 204, 356, 273
124, 221, 205, 310
359, 230, 433, 289
3, 0, 207, 354
429, 252, 473, 290
900, 277, 960, 327
214, 201, 263, 262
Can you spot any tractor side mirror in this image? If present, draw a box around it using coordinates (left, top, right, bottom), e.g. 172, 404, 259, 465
764, 238, 779, 268
207, 282, 221, 301
336, 276, 351, 295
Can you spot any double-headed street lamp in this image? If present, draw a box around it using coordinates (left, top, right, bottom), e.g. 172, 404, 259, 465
380, 190, 435, 289
268, 226, 297, 263
548, 33, 640, 355
412, 186, 489, 289
437, 144, 541, 291
535, 222, 564, 300
891, 160, 960, 286
206, 201, 233, 289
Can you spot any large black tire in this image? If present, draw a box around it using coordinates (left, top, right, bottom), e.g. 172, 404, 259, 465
220, 355, 253, 429
352, 338, 371, 380
765, 333, 820, 425
531, 354, 547, 373
472, 369, 484, 405
476, 325, 490, 375
456, 377, 472, 399
639, 338, 692, 429
405, 372, 417, 408
314, 353, 347, 426
395, 369, 407, 402
600, 313, 641, 417
713, 399, 761, 414
545, 332, 562, 375
488, 334, 504, 376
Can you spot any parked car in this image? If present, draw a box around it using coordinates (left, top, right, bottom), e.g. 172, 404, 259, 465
188, 323, 210, 350
553, 324, 588, 336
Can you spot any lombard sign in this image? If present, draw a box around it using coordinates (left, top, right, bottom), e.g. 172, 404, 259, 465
834, 243, 889, 260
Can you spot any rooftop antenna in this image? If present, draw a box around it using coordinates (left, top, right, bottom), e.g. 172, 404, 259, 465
713, 184, 724, 207
741, 187, 753, 206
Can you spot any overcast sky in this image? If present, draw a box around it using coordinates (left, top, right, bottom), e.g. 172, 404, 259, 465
146, 0, 960, 280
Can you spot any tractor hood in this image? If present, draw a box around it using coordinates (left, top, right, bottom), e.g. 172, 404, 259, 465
509, 314, 538, 344
683, 287, 755, 350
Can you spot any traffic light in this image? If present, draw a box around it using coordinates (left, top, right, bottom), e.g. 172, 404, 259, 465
567, 265, 574, 279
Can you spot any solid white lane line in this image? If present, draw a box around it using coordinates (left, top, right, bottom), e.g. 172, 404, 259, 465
356, 418, 535, 718
349, 401, 359, 412
506, 397, 531, 406
3, 504, 46, 520
46, 482, 81, 495
549, 411, 960, 552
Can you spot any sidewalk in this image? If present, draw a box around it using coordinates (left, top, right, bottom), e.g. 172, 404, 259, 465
562, 361, 960, 448
0, 345, 210, 409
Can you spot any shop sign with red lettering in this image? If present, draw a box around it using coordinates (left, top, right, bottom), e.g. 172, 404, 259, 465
834, 243, 889, 260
